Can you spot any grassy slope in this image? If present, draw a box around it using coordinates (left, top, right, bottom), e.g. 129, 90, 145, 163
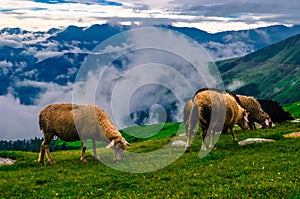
218, 60, 300, 105
1, 122, 300, 199
216, 33, 300, 105
284, 101, 300, 118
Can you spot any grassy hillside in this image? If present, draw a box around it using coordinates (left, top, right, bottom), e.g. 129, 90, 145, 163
1, 122, 300, 198
216, 33, 300, 105
284, 101, 300, 118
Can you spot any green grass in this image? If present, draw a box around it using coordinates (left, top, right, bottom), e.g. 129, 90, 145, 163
54, 139, 81, 148
120, 122, 181, 143
1, 122, 300, 198
53, 122, 182, 149
284, 101, 300, 118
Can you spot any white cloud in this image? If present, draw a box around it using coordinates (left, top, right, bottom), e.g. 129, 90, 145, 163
20, 39, 64, 61
35, 51, 64, 62
226, 79, 245, 91
21, 40, 88, 62
0, 0, 299, 33
72, 27, 223, 129
0, 94, 41, 140
203, 41, 255, 60
17, 80, 74, 106
0, 38, 23, 48
0, 60, 13, 75
0, 80, 74, 140
0, 60, 13, 68
254, 29, 271, 43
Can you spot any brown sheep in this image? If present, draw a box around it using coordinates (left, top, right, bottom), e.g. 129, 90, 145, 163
185, 89, 249, 152
235, 95, 272, 129
258, 99, 294, 123
38, 103, 130, 165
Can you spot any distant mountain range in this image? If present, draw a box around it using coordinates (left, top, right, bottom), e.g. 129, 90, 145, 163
217, 33, 300, 105
0, 23, 299, 121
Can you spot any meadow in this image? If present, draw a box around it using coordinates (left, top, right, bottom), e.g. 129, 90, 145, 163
1, 121, 299, 199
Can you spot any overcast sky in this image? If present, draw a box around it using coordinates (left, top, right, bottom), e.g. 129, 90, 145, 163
1, 0, 300, 33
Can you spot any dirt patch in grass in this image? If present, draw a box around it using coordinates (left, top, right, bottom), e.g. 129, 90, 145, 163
283, 132, 300, 138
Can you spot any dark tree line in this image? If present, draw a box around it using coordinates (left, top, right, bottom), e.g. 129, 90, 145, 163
0, 137, 78, 152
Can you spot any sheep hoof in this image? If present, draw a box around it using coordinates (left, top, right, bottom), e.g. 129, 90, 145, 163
209, 144, 214, 149
95, 156, 100, 161
49, 160, 55, 166
38, 161, 44, 166
80, 157, 87, 163
38, 159, 44, 165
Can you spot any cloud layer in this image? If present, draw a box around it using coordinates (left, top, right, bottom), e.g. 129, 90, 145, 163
0, 27, 223, 140
1, 0, 299, 33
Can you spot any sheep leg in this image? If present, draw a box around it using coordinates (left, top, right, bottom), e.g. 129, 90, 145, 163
44, 143, 55, 165
38, 143, 45, 165
185, 123, 194, 153
38, 132, 49, 165
185, 123, 189, 137
230, 128, 237, 142
201, 129, 208, 151
209, 131, 215, 149
185, 103, 198, 152
253, 122, 257, 129
80, 140, 88, 163
185, 131, 192, 152
39, 133, 55, 165
249, 120, 256, 129
92, 139, 100, 160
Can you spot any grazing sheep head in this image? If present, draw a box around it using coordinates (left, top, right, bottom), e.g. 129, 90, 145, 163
106, 137, 130, 162
268, 118, 273, 128
262, 118, 272, 129
238, 110, 249, 130
258, 110, 272, 129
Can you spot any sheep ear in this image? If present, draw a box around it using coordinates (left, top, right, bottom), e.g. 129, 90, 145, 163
126, 140, 131, 146
106, 140, 115, 148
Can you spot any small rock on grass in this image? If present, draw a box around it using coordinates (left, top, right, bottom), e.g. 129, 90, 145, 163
238, 138, 275, 146
0, 157, 16, 165
291, 119, 300, 123
171, 140, 187, 146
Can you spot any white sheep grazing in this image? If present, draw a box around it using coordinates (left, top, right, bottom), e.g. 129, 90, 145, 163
236, 94, 272, 129
185, 89, 249, 152
38, 103, 130, 165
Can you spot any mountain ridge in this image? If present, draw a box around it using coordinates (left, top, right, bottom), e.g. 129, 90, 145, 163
1, 24, 300, 105
217, 33, 300, 105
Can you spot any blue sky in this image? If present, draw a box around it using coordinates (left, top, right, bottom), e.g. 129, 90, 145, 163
1, 0, 300, 33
